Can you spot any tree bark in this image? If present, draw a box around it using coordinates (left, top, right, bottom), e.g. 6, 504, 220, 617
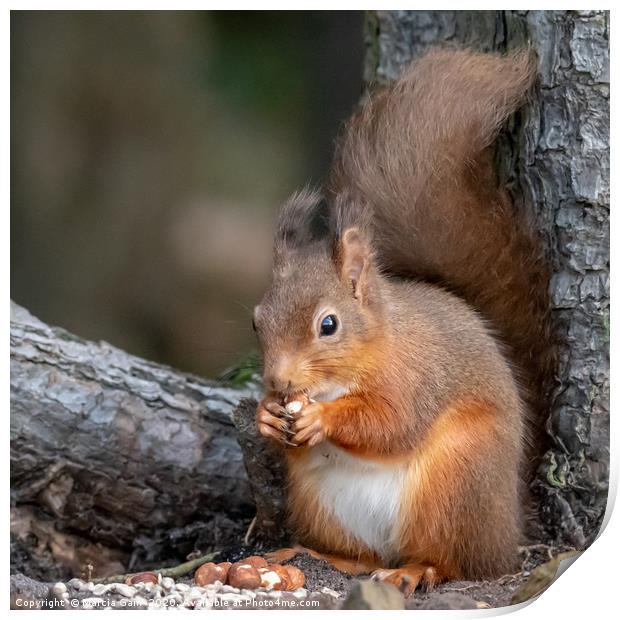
364, 10, 609, 547
10, 301, 258, 556
232, 399, 290, 545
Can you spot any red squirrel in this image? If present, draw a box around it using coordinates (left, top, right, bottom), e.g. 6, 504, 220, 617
252, 48, 553, 596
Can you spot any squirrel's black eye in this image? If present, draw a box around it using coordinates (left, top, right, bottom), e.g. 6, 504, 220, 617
319, 314, 338, 337
251, 318, 257, 332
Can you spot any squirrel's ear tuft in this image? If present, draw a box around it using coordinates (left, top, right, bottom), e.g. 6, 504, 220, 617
338, 227, 372, 302
273, 188, 327, 268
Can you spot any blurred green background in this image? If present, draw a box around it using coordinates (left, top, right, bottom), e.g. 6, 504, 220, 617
11, 11, 364, 377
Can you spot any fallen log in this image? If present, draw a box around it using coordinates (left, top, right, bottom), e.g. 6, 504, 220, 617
10, 301, 263, 563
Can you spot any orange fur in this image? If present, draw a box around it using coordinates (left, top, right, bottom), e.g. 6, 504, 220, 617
315, 391, 414, 457
397, 400, 519, 579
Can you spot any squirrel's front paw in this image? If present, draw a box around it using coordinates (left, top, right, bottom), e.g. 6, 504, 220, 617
256, 395, 297, 447
291, 402, 327, 447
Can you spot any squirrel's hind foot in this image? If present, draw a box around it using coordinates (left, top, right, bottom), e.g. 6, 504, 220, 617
371, 564, 440, 598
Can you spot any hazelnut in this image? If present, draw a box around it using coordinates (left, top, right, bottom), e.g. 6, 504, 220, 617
269, 564, 292, 591
194, 562, 231, 586
284, 392, 311, 415
127, 572, 158, 585
218, 561, 232, 580
285, 401, 303, 415
282, 564, 305, 590
227, 563, 261, 590
257, 567, 282, 590
241, 556, 269, 569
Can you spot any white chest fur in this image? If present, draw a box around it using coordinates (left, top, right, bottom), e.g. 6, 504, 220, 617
305, 442, 406, 560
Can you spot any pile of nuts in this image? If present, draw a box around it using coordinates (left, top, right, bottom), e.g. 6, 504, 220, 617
52, 570, 334, 610
194, 556, 305, 592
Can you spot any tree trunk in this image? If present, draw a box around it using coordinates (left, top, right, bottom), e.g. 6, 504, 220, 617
364, 10, 609, 547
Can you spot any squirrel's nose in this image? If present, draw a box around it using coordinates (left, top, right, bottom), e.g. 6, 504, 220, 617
264, 358, 293, 392
265, 372, 292, 393
268, 376, 292, 392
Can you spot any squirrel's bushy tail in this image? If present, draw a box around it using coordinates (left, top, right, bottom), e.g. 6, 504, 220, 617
328, 48, 554, 466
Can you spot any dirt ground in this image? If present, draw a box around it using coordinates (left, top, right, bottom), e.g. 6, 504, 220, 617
11, 512, 570, 610
217, 538, 563, 609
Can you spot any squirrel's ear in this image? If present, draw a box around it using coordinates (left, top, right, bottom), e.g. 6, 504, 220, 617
338, 227, 372, 302
273, 188, 326, 270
